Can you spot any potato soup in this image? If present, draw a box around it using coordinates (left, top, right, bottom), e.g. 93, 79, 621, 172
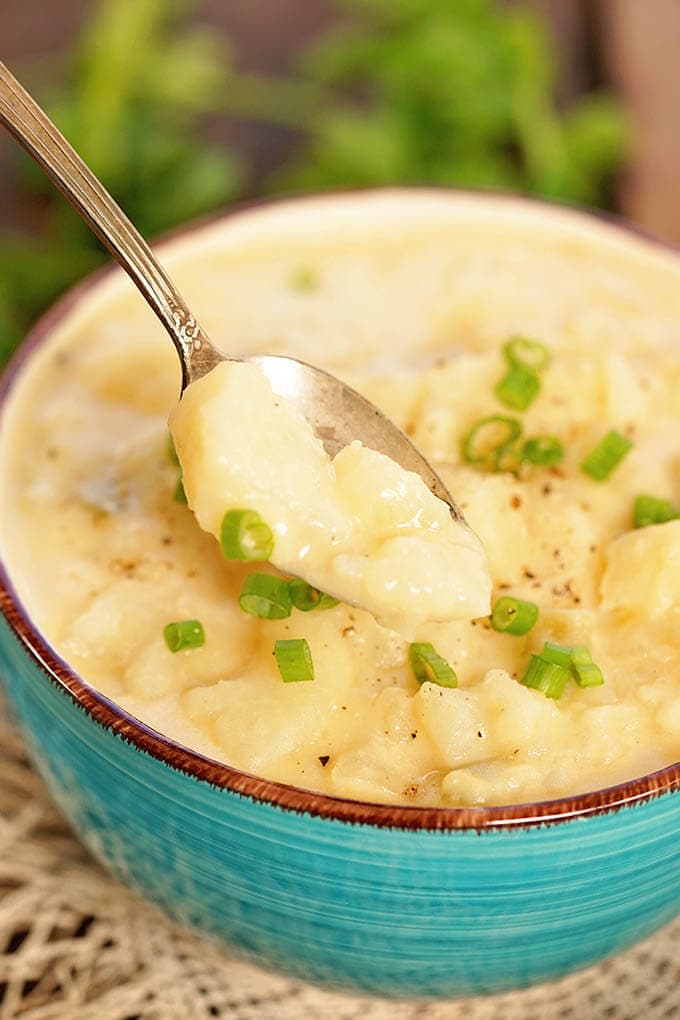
1, 191, 679, 807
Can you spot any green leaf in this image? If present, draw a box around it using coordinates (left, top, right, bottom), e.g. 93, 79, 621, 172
280, 0, 626, 205
278, 107, 413, 189
140, 30, 233, 112
562, 95, 629, 204
1, 0, 243, 349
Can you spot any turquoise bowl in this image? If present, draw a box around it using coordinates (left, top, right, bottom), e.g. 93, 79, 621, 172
0, 195, 679, 1000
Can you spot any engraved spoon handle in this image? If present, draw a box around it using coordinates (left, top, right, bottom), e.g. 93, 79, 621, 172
0, 60, 221, 387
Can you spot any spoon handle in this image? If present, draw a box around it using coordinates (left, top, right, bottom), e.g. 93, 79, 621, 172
0, 60, 220, 387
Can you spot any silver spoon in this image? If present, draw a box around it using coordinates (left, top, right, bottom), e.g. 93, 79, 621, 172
0, 61, 463, 521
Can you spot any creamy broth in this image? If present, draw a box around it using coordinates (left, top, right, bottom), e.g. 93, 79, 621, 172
1, 192, 680, 806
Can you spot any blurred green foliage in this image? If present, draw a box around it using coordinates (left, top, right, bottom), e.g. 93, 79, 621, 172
0, 0, 240, 360
280, 0, 626, 198
0, 0, 626, 364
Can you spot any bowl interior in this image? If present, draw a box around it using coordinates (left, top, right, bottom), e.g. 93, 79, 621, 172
1, 189, 679, 830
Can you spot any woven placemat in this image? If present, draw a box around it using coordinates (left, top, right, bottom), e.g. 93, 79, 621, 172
0, 717, 677, 1020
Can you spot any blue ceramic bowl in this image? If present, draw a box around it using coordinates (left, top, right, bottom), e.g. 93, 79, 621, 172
0, 192, 679, 1000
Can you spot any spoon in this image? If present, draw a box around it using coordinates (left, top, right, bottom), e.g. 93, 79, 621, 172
0, 61, 464, 521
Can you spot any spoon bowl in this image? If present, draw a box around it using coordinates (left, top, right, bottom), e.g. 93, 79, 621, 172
0, 61, 464, 523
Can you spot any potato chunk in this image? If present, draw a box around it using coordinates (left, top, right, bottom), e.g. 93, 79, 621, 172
601, 520, 680, 616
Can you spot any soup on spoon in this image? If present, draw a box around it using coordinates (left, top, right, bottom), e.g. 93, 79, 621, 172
0, 59, 491, 638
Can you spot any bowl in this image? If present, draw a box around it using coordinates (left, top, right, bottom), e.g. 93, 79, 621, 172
0, 190, 678, 1000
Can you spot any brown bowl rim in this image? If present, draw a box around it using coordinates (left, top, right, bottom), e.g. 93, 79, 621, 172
1, 187, 679, 832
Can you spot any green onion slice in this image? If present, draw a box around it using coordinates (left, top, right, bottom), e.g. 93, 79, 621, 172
239, 573, 292, 620
633, 494, 678, 529
581, 430, 632, 481
503, 337, 550, 372
167, 434, 179, 465
491, 596, 539, 635
174, 476, 187, 504
168, 436, 187, 503
494, 442, 524, 474
163, 619, 205, 653
289, 266, 319, 292
274, 638, 314, 683
520, 654, 570, 700
567, 645, 603, 687
408, 642, 457, 688
568, 645, 592, 666
495, 364, 540, 412
220, 509, 274, 561
289, 579, 339, 612
520, 642, 605, 698
461, 415, 522, 469
540, 640, 574, 670
521, 435, 564, 467
572, 661, 605, 689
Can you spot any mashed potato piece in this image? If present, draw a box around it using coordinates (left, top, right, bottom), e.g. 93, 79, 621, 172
170, 360, 490, 635
1, 192, 679, 807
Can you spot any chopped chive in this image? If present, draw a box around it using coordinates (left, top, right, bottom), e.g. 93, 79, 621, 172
568, 645, 604, 688
168, 435, 187, 503
174, 476, 187, 504
491, 596, 539, 636
167, 434, 179, 465
239, 574, 292, 620
408, 642, 457, 688
163, 619, 205, 653
220, 509, 274, 561
519, 642, 605, 698
274, 638, 314, 682
289, 579, 339, 612
573, 662, 605, 689
503, 337, 550, 372
495, 364, 541, 411
461, 415, 522, 469
633, 494, 678, 529
568, 645, 592, 666
494, 442, 524, 474
521, 435, 564, 467
541, 640, 574, 671
581, 430, 632, 481
520, 654, 570, 699
289, 266, 319, 292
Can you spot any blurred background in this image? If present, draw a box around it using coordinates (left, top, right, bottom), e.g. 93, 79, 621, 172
1, 0, 679, 366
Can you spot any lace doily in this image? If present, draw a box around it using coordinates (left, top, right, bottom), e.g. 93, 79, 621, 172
0, 718, 677, 1020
